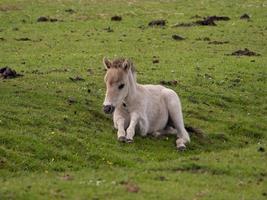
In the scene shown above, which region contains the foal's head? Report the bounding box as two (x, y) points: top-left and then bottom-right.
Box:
(103, 58), (135, 114)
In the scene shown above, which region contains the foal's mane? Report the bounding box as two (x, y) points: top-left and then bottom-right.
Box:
(110, 58), (136, 74)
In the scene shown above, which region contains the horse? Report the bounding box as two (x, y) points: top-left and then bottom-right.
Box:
(102, 58), (190, 151)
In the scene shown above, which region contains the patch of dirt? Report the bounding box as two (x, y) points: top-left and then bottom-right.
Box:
(0, 67), (23, 79)
(120, 181), (139, 193)
(196, 15), (230, 26)
(230, 48), (260, 56)
(0, 4), (20, 11)
(37, 16), (59, 22)
(174, 15), (230, 27)
(65, 8), (75, 14)
(152, 164), (227, 175)
(208, 41), (229, 45)
(148, 19), (166, 27)
(240, 13), (250, 20)
(15, 37), (31, 41)
(206, 16), (230, 21)
(160, 80), (178, 86)
(172, 34), (185, 40)
(111, 15), (122, 21)
(185, 125), (205, 138)
(195, 17), (217, 26)
(69, 76), (85, 82)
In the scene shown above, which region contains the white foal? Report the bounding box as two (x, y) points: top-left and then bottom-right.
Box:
(102, 58), (190, 151)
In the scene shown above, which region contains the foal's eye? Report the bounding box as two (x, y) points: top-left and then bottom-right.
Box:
(118, 84), (125, 90)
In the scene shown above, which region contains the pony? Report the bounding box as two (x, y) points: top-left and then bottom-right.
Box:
(102, 58), (190, 150)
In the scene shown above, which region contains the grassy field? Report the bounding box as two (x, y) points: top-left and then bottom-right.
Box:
(0, 0), (267, 199)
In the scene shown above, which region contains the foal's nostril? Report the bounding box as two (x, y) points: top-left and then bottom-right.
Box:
(103, 105), (115, 114)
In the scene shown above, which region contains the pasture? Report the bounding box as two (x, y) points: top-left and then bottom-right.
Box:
(0, 0), (266, 199)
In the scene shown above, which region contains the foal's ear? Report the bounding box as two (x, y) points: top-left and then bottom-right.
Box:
(122, 60), (131, 71)
(103, 57), (112, 69)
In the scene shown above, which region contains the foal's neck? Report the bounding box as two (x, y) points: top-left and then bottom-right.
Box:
(125, 72), (138, 104)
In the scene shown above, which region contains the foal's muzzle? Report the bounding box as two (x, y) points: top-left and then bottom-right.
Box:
(103, 105), (115, 114)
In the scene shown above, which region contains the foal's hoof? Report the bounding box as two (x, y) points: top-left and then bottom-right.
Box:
(118, 136), (126, 142)
(177, 145), (186, 151)
(126, 138), (133, 143)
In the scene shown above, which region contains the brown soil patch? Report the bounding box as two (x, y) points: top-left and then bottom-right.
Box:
(208, 41), (229, 45)
(174, 15), (230, 27)
(111, 15), (122, 21)
(230, 48), (260, 56)
(15, 37), (31, 41)
(37, 16), (59, 22)
(0, 67), (23, 79)
(148, 19), (166, 27)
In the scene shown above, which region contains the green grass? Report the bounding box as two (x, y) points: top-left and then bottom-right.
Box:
(0, 0), (267, 199)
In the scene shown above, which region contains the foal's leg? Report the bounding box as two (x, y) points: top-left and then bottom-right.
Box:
(126, 112), (139, 143)
(114, 109), (129, 142)
(164, 90), (190, 150)
(116, 118), (127, 142)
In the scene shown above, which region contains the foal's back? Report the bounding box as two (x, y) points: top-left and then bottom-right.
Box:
(137, 84), (171, 132)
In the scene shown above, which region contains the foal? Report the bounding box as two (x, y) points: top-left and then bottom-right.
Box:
(103, 58), (190, 150)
